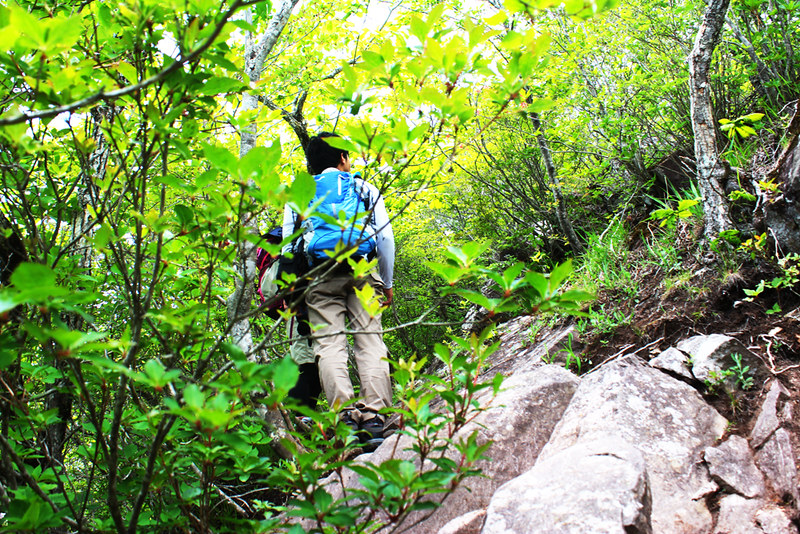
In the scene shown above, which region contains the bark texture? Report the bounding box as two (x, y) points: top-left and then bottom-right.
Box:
(757, 103), (800, 254)
(688, 0), (733, 241)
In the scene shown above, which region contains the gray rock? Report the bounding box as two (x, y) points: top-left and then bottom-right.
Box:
(704, 435), (765, 498)
(780, 398), (793, 421)
(482, 437), (651, 534)
(437, 510), (486, 534)
(755, 428), (800, 504)
(714, 495), (764, 534)
(539, 356), (728, 533)
(755, 506), (799, 534)
(676, 334), (761, 386)
(482, 321), (576, 377)
(751, 380), (791, 449)
(650, 346), (694, 381)
(715, 496), (799, 534)
(319, 365), (580, 533)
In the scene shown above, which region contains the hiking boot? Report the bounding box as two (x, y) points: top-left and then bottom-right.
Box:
(339, 411), (360, 444)
(359, 415), (385, 452)
(340, 411), (359, 430)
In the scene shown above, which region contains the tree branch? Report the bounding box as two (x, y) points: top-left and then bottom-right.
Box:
(0, 0), (249, 126)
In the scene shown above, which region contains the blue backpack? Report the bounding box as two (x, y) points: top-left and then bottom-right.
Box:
(305, 171), (376, 264)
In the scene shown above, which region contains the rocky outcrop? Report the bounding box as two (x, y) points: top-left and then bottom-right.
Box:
(536, 355), (728, 533)
(650, 333), (763, 389)
(756, 428), (799, 504)
(704, 435), (765, 499)
(751, 380), (791, 448)
(287, 321), (799, 534)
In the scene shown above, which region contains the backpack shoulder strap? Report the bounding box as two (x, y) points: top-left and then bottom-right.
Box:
(292, 210), (302, 233)
(353, 175), (371, 211)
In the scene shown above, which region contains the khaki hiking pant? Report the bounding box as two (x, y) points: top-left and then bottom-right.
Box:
(306, 271), (391, 420)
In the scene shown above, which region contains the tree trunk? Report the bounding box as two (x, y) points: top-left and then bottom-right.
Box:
(43, 106), (113, 469)
(529, 112), (584, 256)
(226, 0), (304, 461)
(757, 102), (800, 254)
(688, 0), (733, 242)
(227, 0), (300, 356)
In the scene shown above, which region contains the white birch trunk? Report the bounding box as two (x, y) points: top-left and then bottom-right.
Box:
(227, 0), (300, 356)
(688, 0), (733, 241)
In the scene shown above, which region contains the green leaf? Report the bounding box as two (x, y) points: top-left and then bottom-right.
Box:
(94, 223), (114, 248)
(409, 16), (427, 40)
(737, 125), (757, 137)
(558, 289), (594, 302)
(273, 355), (299, 392)
(174, 204), (194, 227)
(527, 98), (554, 113)
(199, 76), (247, 95)
(287, 171), (316, 214)
(524, 271), (548, 298)
(181, 485), (203, 501)
(0, 293), (20, 314)
(741, 112), (764, 122)
(239, 145), (268, 180)
(0, 348), (16, 369)
(11, 263), (56, 289)
(203, 144), (238, 174)
(183, 384), (204, 409)
(222, 341), (246, 362)
(548, 260), (573, 291)
(143, 359), (167, 384)
(324, 136), (359, 153)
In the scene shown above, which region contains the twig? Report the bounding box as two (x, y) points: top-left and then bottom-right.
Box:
(0, 433), (78, 528)
(760, 337), (800, 375)
(191, 464), (251, 516)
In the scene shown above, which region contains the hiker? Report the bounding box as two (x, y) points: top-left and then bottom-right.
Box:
(281, 132), (395, 449)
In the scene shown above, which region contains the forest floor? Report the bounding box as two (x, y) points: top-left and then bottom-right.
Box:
(561, 221), (800, 465)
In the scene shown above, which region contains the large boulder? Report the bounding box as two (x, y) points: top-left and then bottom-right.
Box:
(649, 346), (695, 382)
(482, 436), (651, 534)
(437, 510), (486, 534)
(539, 356), (728, 533)
(479, 319), (577, 377)
(714, 495), (799, 534)
(319, 364), (581, 533)
(751, 379), (791, 449)
(715, 495), (767, 534)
